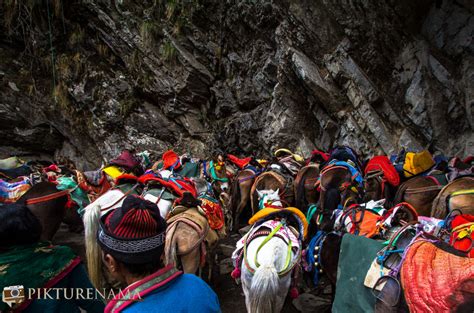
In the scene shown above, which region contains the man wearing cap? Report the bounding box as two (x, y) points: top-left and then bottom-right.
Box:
(97, 195), (221, 313)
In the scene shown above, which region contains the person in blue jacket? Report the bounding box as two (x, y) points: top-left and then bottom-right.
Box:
(97, 195), (221, 313)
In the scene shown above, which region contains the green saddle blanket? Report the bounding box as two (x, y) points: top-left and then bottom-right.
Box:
(0, 242), (80, 311)
(332, 234), (384, 313)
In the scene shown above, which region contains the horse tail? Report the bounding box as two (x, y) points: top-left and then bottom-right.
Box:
(249, 244), (281, 313)
(83, 201), (103, 289)
(324, 187), (341, 212)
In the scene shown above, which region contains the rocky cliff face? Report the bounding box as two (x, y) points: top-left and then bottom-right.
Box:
(0, 0), (472, 169)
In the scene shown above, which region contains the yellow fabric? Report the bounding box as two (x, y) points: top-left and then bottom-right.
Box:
(403, 150), (435, 177)
(256, 159), (268, 166)
(248, 207), (308, 239)
(103, 165), (124, 179)
(274, 148), (304, 163)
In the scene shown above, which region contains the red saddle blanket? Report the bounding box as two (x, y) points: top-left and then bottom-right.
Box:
(401, 240), (474, 312)
(198, 196), (224, 230)
(365, 155), (400, 186)
(138, 174), (197, 198)
(450, 214), (474, 257)
(227, 154), (252, 169)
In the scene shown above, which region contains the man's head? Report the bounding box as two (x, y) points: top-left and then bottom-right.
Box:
(0, 203), (42, 247)
(97, 195), (167, 284)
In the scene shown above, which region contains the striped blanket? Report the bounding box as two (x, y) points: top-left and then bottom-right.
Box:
(0, 177), (31, 203)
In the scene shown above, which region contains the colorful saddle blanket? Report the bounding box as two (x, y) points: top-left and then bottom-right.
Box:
(138, 174), (197, 198)
(198, 195), (224, 230)
(0, 177), (31, 203)
(56, 176), (90, 216)
(450, 214), (474, 257)
(226, 154), (252, 169)
(365, 156), (400, 187)
(76, 170), (111, 203)
(401, 240), (474, 312)
(321, 160), (364, 187)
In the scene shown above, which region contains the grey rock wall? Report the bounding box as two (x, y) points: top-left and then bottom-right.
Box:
(0, 0), (472, 169)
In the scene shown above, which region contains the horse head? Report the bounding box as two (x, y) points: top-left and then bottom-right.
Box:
(257, 188), (283, 210)
(364, 170), (384, 202)
(209, 154), (229, 193)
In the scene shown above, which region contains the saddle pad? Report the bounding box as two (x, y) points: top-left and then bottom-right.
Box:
(198, 197), (224, 230)
(332, 234), (384, 313)
(450, 214), (474, 257)
(401, 240), (474, 312)
(227, 154), (252, 169)
(403, 150), (435, 178)
(167, 208), (219, 247)
(0, 156), (24, 170)
(365, 156), (400, 187)
(0, 177), (31, 203)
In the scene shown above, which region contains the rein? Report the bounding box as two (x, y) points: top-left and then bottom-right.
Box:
(25, 189), (71, 205)
(100, 184), (139, 212)
(242, 221), (297, 277)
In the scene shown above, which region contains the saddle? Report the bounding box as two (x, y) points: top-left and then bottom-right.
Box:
(365, 156), (400, 187)
(0, 164), (32, 180)
(402, 150), (435, 178)
(329, 146), (362, 172)
(75, 170), (111, 203)
(0, 156), (24, 170)
(449, 214), (474, 257)
(401, 240), (474, 312)
(250, 171), (290, 214)
(249, 207), (308, 240)
(0, 177), (31, 203)
(109, 149), (142, 174)
(167, 207), (220, 258)
(197, 195), (225, 231)
(226, 154), (252, 169)
(431, 177), (474, 218)
(371, 223), (417, 313)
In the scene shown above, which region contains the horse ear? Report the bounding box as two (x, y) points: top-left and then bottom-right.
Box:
(274, 188), (279, 195)
(257, 189), (263, 198)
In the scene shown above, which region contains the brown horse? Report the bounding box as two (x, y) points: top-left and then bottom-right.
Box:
(312, 166), (361, 234)
(363, 170), (397, 205)
(430, 176), (474, 218)
(250, 170), (294, 214)
(294, 164), (320, 213)
(201, 155), (229, 195)
(165, 207), (224, 281)
(393, 176), (444, 216)
(17, 182), (75, 241)
(229, 168), (259, 231)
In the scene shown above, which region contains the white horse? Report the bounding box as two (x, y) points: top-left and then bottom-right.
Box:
(83, 174), (173, 288)
(235, 189), (301, 313)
